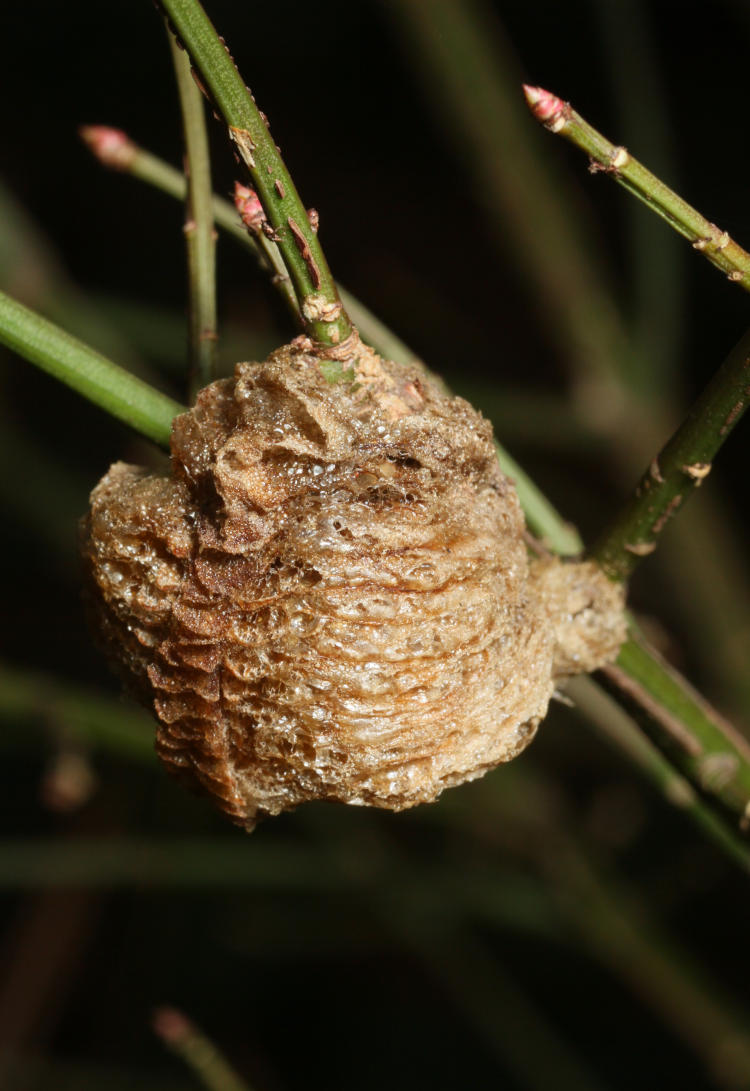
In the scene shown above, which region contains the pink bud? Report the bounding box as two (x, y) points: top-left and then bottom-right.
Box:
(522, 85), (566, 127)
(234, 182), (266, 230)
(79, 125), (136, 170)
(152, 1006), (193, 1045)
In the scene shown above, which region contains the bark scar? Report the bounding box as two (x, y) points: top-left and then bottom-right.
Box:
(652, 494), (683, 535)
(229, 126), (256, 169)
(287, 216), (322, 289)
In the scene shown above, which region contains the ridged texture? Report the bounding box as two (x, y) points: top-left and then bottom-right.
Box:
(81, 338), (626, 829)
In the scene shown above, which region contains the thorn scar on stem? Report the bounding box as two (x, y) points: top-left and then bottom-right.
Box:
(698, 752), (739, 791)
(624, 541), (657, 556)
(652, 494), (683, 535)
(302, 293), (343, 324)
(721, 400), (744, 435)
(682, 462), (711, 485)
(649, 458), (664, 483)
(287, 216), (322, 289)
(229, 126), (256, 170)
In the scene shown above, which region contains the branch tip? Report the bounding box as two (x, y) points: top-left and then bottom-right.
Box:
(522, 84), (567, 130)
(79, 125), (136, 170)
(152, 1006), (193, 1045)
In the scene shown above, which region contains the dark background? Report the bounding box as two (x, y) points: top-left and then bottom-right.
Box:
(1, 2), (749, 1089)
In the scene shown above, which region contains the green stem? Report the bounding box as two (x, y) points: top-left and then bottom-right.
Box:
(525, 85), (750, 290)
(0, 291), (182, 447)
(500, 73), (749, 704)
(567, 675), (750, 871)
(590, 325), (750, 580)
(80, 126), (301, 323)
(603, 633), (750, 834)
(81, 127), (432, 365)
(158, 0), (353, 349)
(169, 34), (218, 399)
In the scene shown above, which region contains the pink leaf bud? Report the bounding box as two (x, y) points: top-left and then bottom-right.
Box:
(79, 126), (136, 170)
(234, 182), (266, 230)
(522, 85), (568, 130)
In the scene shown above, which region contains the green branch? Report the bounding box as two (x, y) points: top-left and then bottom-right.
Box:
(169, 34), (218, 398)
(602, 635), (750, 835)
(81, 127), (428, 366)
(80, 126), (300, 323)
(519, 89), (749, 579)
(590, 325), (750, 580)
(0, 291), (182, 447)
(568, 676), (750, 871)
(524, 85), (750, 290)
(158, 0), (353, 349)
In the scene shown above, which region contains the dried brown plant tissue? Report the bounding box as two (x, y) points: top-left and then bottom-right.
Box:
(81, 337), (626, 829)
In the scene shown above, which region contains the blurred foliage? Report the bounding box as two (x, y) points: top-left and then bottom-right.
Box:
(1, 1), (749, 1089)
